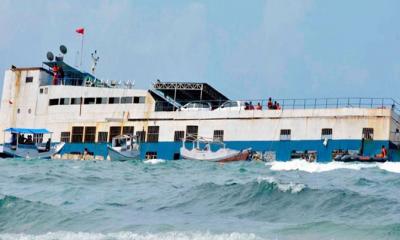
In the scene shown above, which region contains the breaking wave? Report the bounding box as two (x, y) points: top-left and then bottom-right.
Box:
(267, 159), (400, 173)
(256, 176), (305, 193)
(143, 159), (166, 165)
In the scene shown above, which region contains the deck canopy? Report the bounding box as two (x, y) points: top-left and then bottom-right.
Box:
(4, 128), (52, 134)
(151, 81), (229, 110)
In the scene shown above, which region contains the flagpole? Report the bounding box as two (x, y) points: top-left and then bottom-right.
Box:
(80, 34), (84, 69)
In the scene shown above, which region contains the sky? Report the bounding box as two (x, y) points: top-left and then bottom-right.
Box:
(0, 0), (400, 100)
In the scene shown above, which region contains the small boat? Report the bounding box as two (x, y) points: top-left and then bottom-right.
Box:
(107, 135), (140, 161)
(180, 136), (251, 162)
(334, 153), (387, 163)
(333, 138), (388, 163)
(2, 128), (65, 159)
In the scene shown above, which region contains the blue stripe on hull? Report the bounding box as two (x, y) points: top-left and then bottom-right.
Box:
(59, 140), (392, 162)
(140, 140), (390, 162)
(59, 143), (109, 158)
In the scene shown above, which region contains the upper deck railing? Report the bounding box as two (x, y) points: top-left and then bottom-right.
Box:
(154, 97), (400, 114)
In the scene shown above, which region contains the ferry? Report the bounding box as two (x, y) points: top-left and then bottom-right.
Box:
(1, 48), (400, 161)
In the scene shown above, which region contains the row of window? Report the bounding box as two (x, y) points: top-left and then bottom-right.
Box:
(49, 96), (146, 106)
(60, 126), (375, 143)
(60, 125), (224, 143)
(279, 128), (374, 140)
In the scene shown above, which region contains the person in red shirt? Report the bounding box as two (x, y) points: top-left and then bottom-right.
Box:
(255, 102), (262, 110)
(267, 97), (273, 109)
(249, 101), (254, 110)
(52, 64), (59, 85)
(381, 145), (387, 158)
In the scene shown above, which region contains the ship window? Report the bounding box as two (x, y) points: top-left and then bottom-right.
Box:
(133, 96), (145, 104)
(17, 108), (20, 114)
(174, 131), (185, 142)
(109, 127), (122, 142)
(145, 151), (157, 159)
(33, 134), (43, 143)
(84, 126), (96, 143)
(71, 127), (84, 143)
(84, 98), (96, 105)
(222, 101), (238, 108)
(96, 97), (107, 104)
(362, 128), (374, 140)
(280, 129), (291, 140)
(25, 76), (33, 83)
(60, 98), (70, 105)
(97, 132), (108, 143)
(321, 128), (333, 139)
(44, 88), (48, 94)
(60, 132), (70, 143)
(213, 130), (224, 141)
(39, 88), (44, 94)
(109, 97), (120, 104)
(122, 126), (135, 136)
(186, 125), (198, 140)
(71, 98), (82, 105)
(147, 126), (160, 143)
(121, 97), (133, 104)
(136, 130), (146, 142)
(173, 153), (180, 160)
(49, 99), (59, 106)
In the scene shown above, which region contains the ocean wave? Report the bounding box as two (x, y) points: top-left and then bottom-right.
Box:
(143, 159), (166, 165)
(377, 162), (400, 173)
(0, 231), (263, 240)
(160, 176), (398, 224)
(267, 159), (400, 174)
(256, 176), (305, 193)
(0, 194), (65, 232)
(267, 159), (377, 173)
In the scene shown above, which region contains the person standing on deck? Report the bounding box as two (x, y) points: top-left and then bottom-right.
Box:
(58, 66), (64, 85)
(52, 64), (59, 85)
(267, 98), (273, 109)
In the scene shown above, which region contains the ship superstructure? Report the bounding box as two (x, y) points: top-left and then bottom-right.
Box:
(1, 59), (400, 161)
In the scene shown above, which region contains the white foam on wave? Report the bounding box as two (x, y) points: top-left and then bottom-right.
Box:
(267, 159), (400, 174)
(267, 159), (376, 173)
(377, 162), (400, 173)
(257, 176), (305, 193)
(143, 159), (166, 165)
(0, 231), (263, 240)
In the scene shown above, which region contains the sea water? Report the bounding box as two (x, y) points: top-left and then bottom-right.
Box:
(0, 158), (400, 240)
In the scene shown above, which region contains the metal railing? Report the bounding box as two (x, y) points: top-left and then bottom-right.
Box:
(154, 97), (400, 113)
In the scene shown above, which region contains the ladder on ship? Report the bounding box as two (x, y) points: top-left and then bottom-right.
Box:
(149, 89), (182, 109)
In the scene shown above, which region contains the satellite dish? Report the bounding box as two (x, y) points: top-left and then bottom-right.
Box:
(60, 45), (67, 54)
(46, 51), (54, 61)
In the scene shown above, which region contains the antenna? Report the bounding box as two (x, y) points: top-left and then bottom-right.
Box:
(75, 51), (79, 67)
(91, 50), (100, 75)
(46, 52), (54, 61)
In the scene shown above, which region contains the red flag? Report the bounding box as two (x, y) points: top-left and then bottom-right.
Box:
(76, 27), (84, 35)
